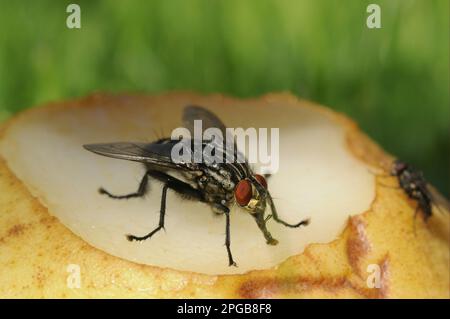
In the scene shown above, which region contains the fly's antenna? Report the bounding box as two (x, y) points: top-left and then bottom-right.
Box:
(412, 205), (419, 236)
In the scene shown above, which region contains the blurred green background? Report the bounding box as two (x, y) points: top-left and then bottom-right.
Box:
(0, 0), (448, 194)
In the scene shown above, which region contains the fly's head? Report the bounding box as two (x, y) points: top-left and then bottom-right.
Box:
(234, 174), (269, 215)
(391, 159), (408, 176)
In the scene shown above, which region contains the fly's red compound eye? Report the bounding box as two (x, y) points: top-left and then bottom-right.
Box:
(254, 174), (267, 189)
(235, 180), (252, 206)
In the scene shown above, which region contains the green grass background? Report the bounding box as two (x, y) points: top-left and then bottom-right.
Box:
(0, 0), (448, 194)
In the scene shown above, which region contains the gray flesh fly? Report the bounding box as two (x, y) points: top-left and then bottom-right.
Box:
(83, 105), (309, 266)
(390, 160), (449, 221)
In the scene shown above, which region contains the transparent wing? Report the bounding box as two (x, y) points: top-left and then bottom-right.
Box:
(182, 105), (250, 171)
(427, 184), (450, 214)
(83, 141), (186, 170)
(183, 105), (227, 137)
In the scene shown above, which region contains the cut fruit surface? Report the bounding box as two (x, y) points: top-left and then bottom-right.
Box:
(1, 93), (374, 275)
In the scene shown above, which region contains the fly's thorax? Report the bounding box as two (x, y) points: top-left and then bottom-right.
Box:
(181, 170), (203, 184)
(202, 166), (236, 192)
(399, 170), (419, 191)
(398, 172), (412, 188)
(190, 166), (235, 206)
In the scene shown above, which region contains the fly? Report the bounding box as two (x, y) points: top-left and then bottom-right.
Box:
(387, 159), (448, 220)
(83, 105), (309, 266)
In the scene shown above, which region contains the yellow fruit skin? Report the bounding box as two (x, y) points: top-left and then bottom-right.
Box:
(0, 93), (448, 298)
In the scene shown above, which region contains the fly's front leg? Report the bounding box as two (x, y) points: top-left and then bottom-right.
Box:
(267, 193), (309, 228)
(252, 211), (278, 245)
(127, 183), (168, 241)
(99, 171), (149, 199)
(225, 207), (237, 267)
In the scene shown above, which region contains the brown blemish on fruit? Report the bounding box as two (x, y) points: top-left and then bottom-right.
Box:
(7, 224), (27, 237)
(377, 255), (390, 298)
(238, 276), (353, 298)
(346, 216), (371, 277)
(39, 216), (58, 225)
(238, 255), (390, 299)
(32, 266), (47, 289)
(350, 254), (390, 299)
(0, 223), (30, 243)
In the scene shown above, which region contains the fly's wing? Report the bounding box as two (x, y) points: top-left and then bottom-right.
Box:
(83, 141), (190, 171)
(183, 105), (248, 166)
(426, 184), (450, 214)
(183, 105), (227, 137)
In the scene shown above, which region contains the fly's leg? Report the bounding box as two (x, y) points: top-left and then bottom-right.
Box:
(99, 172), (149, 199)
(147, 170), (204, 201)
(225, 208), (237, 267)
(417, 195), (432, 221)
(116, 169), (238, 266)
(252, 211), (278, 245)
(267, 193), (309, 228)
(126, 170), (204, 241)
(212, 203), (237, 267)
(127, 183), (168, 241)
(412, 203), (420, 235)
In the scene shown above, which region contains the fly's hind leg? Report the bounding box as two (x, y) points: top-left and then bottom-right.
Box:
(99, 171), (150, 199)
(147, 170), (204, 201)
(126, 170), (204, 241)
(212, 203), (237, 267)
(127, 183), (168, 241)
(225, 207), (237, 267)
